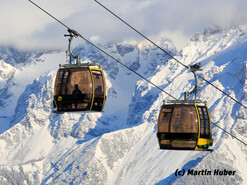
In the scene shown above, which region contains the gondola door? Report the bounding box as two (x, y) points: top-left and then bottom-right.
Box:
(195, 105), (213, 149)
(90, 69), (105, 111)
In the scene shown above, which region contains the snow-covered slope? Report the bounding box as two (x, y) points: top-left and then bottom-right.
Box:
(0, 25), (247, 185)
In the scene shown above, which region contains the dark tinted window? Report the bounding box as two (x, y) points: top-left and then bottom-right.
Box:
(197, 106), (210, 138)
(56, 68), (93, 95)
(92, 70), (104, 97)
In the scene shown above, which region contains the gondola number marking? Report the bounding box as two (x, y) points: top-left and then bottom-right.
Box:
(57, 96), (62, 101)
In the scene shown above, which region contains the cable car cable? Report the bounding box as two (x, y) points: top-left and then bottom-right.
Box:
(94, 0), (188, 70)
(198, 76), (247, 110)
(28, 0), (70, 30)
(28, 0), (247, 147)
(27, 0), (178, 101)
(211, 122), (246, 146)
(94, 1), (247, 146)
(94, 0), (247, 110)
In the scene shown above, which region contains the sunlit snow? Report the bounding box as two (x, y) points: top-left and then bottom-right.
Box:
(0, 24), (247, 184)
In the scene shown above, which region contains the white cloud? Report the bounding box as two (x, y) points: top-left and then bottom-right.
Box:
(0, 0), (247, 50)
(0, 0), (90, 49)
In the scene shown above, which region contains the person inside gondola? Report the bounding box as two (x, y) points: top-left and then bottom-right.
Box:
(93, 85), (103, 110)
(72, 84), (82, 108)
(95, 85), (102, 96)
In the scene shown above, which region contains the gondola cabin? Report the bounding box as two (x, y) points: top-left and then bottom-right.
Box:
(53, 63), (106, 113)
(157, 100), (213, 151)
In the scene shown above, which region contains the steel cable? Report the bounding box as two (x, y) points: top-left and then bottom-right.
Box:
(28, 0), (178, 101)
(94, 0), (247, 146)
(27, 0), (247, 146)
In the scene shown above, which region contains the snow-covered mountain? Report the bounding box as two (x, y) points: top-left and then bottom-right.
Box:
(0, 24), (247, 185)
(0, 46), (46, 66)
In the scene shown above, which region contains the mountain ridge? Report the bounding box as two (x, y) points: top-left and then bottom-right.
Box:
(0, 24), (247, 184)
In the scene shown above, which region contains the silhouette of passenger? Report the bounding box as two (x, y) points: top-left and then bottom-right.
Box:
(95, 85), (102, 96)
(72, 84), (82, 108)
(73, 84), (82, 97)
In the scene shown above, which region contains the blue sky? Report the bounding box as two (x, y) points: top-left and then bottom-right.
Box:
(1, 0), (247, 50)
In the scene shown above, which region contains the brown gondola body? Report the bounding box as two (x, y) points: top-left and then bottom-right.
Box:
(53, 63), (106, 113)
(157, 100), (213, 151)
(157, 63), (213, 151)
(52, 29), (106, 113)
